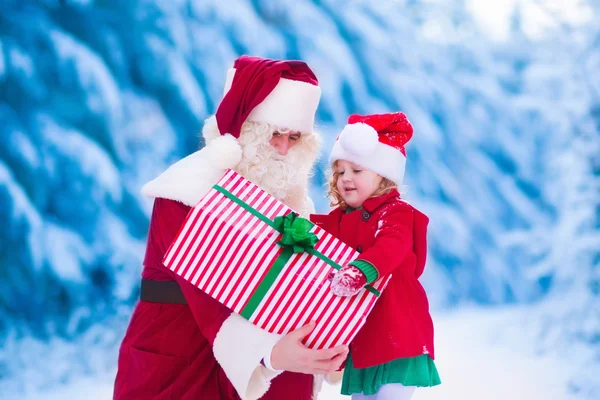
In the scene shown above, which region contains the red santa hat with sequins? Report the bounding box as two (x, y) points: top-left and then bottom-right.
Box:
(329, 112), (414, 186)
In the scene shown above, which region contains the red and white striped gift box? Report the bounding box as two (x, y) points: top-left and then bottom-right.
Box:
(163, 169), (391, 349)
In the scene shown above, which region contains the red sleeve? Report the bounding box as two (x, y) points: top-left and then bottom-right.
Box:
(355, 204), (415, 278)
(144, 197), (232, 345)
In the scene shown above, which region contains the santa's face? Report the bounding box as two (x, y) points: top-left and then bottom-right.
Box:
(230, 121), (318, 215)
(335, 160), (382, 209)
(201, 116), (320, 215)
(269, 131), (301, 156)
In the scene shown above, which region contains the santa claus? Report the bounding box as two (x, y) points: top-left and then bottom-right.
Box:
(113, 56), (348, 400)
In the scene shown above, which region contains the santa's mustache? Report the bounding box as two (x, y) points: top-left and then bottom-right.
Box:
(235, 143), (309, 211)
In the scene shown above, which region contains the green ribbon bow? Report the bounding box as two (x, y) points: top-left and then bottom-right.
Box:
(273, 212), (319, 253)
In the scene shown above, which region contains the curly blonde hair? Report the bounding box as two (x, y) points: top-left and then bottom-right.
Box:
(327, 160), (398, 210)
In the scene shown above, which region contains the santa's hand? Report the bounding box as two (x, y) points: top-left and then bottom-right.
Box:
(330, 265), (367, 297)
(270, 322), (348, 374)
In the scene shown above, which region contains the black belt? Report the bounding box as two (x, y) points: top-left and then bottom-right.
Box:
(140, 279), (188, 304)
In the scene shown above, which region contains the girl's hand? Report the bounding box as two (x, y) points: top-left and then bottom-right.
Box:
(330, 265), (367, 296)
(270, 321), (349, 374)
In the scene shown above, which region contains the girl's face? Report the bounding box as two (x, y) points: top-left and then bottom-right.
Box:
(335, 160), (383, 209)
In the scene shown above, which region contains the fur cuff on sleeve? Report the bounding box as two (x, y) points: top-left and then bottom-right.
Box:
(213, 314), (283, 400)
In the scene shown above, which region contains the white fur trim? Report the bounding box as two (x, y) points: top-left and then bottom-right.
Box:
(313, 374), (325, 398)
(213, 313), (283, 400)
(262, 345), (280, 372)
(339, 123), (379, 156)
(223, 67), (321, 133)
(141, 147), (227, 207)
(205, 134), (242, 170)
(330, 129), (406, 186)
(202, 115), (222, 143)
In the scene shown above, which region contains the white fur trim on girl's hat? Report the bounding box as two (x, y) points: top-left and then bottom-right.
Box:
(330, 123), (407, 186)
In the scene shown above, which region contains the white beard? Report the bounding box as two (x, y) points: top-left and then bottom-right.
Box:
(142, 117), (320, 216)
(235, 124), (314, 214)
(235, 142), (311, 213)
(204, 117), (319, 215)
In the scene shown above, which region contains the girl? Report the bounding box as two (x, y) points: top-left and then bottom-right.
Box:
(311, 112), (441, 400)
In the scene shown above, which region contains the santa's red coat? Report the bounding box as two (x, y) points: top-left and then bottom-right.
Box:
(113, 197), (315, 400)
(310, 189), (435, 368)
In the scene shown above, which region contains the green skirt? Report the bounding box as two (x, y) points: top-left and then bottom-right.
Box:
(341, 352), (441, 396)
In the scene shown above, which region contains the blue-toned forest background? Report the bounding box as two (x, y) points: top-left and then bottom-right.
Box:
(0, 0), (598, 398)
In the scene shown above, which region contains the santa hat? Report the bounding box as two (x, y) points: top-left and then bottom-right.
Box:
(329, 112), (414, 186)
(203, 56), (321, 170)
(216, 55), (321, 137)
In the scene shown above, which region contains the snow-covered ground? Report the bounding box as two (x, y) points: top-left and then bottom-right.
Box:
(324, 306), (582, 400)
(21, 306), (586, 400)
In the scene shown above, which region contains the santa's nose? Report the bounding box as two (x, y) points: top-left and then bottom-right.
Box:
(271, 136), (291, 156)
(275, 142), (289, 155)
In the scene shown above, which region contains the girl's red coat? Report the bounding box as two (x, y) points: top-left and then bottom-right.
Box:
(310, 190), (435, 368)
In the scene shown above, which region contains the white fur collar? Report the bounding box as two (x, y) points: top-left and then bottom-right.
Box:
(141, 134), (243, 206)
(141, 134), (317, 217)
(142, 151), (316, 219)
(141, 148), (225, 207)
